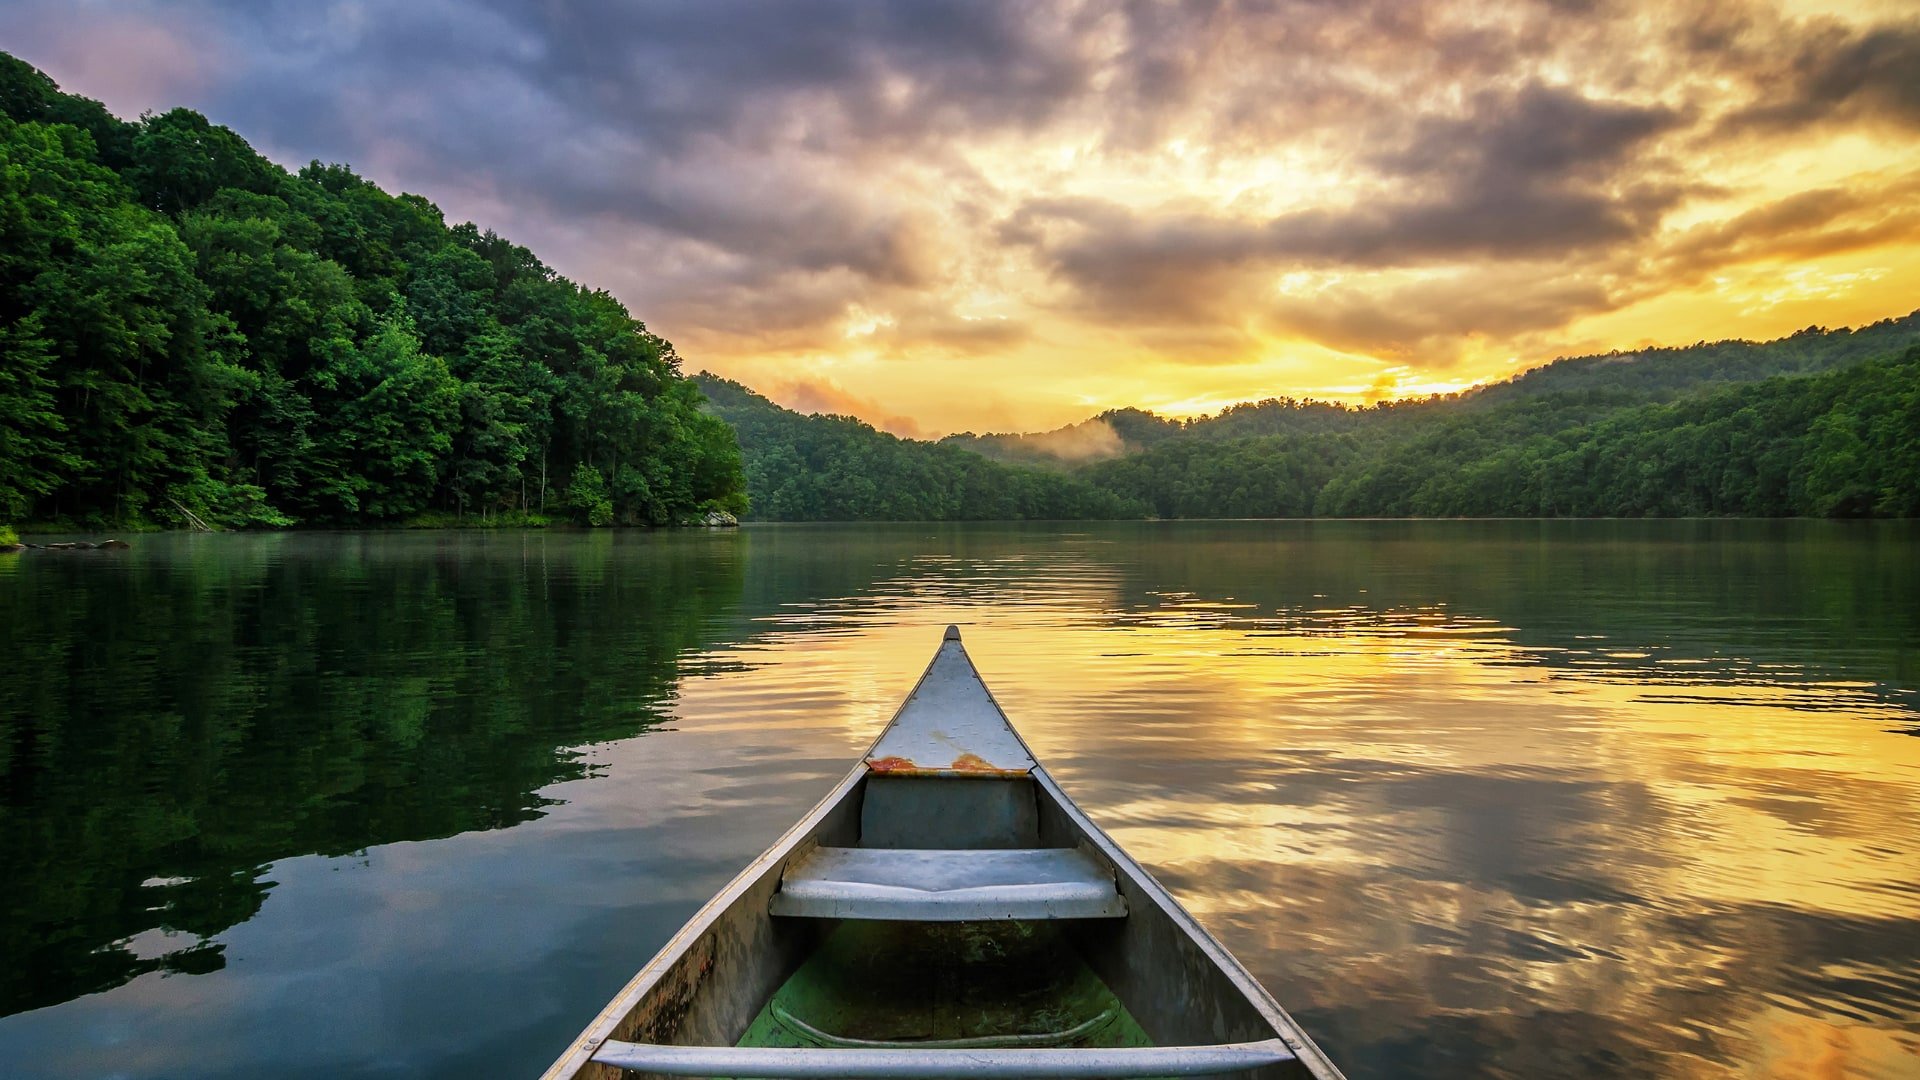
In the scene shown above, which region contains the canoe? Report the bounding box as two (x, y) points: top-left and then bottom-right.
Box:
(543, 626), (1345, 1080)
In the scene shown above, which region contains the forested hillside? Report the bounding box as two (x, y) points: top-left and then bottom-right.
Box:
(947, 315), (1920, 469)
(695, 377), (1144, 521)
(0, 53), (744, 529)
(1467, 315), (1920, 408)
(1091, 346), (1920, 518)
(744, 321), (1920, 521)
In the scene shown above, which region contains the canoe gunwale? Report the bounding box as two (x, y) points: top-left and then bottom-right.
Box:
(930, 630), (1342, 1078)
(541, 635), (966, 1079)
(535, 766), (866, 1080)
(1029, 767), (1345, 1079)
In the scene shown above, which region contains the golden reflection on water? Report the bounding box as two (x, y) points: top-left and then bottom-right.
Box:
(671, 575), (1920, 1079)
(5, 524), (1912, 1079)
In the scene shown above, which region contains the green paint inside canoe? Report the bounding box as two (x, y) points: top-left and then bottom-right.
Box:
(737, 921), (1155, 1051)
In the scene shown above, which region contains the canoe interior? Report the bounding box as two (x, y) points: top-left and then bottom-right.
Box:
(734, 920), (1156, 1050)
(554, 770), (1317, 1080)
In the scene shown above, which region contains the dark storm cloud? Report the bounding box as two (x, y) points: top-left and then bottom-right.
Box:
(181, 1), (1046, 286)
(1263, 270), (1616, 359)
(1014, 82), (1688, 329)
(480, 1), (1103, 150)
(1727, 19), (1920, 133)
(1374, 81), (1683, 185)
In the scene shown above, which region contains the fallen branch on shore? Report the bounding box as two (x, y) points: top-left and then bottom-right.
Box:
(169, 499), (216, 532)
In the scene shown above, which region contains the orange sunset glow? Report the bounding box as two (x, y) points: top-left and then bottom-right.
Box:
(5, 0), (1919, 436)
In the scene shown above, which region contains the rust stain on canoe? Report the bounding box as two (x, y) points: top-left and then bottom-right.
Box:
(866, 752), (1028, 777)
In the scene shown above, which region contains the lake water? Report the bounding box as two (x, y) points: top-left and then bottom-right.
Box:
(2, 522), (1917, 1079)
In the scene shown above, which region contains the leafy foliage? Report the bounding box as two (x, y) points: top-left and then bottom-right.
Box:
(0, 53), (743, 528)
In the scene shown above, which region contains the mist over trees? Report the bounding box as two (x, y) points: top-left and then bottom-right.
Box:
(0, 53), (744, 529)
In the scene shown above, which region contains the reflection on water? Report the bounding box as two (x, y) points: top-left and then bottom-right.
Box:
(1, 522), (1916, 1078)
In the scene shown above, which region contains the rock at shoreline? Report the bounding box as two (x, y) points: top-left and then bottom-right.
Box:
(0, 543), (23, 554)
(700, 510), (740, 527)
(99, 539), (131, 550)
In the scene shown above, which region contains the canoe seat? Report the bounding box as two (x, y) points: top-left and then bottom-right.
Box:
(769, 847), (1127, 921)
(591, 1038), (1297, 1077)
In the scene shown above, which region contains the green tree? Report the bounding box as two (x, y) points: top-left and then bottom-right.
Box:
(565, 464), (613, 526)
(0, 316), (75, 517)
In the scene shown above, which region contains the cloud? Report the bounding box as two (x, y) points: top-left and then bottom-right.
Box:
(1658, 172), (1920, 281)
(2, 0), (1919, 433)
(1006, 81), (1689, 344)
(1724, 19), (1920, 133)
(1264, 266), (1616, 362)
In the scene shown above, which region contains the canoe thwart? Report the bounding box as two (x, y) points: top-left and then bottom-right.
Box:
(590, 1037), (1298, 1077)
(770, 847), (1127, 921)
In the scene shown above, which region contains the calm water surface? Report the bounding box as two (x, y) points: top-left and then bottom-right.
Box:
(2, 522), (1917, 1078)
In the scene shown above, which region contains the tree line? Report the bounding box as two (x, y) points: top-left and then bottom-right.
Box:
(0, 53), (745, 529)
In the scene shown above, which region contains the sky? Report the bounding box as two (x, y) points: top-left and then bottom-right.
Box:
(5, 0), (1920, 436)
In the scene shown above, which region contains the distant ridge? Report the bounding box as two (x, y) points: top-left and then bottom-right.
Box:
(940, 312), (1920, 468)
(712, 313), (1920, 520)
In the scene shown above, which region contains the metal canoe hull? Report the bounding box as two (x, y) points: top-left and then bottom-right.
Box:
(541, 628), (1344, 1080)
